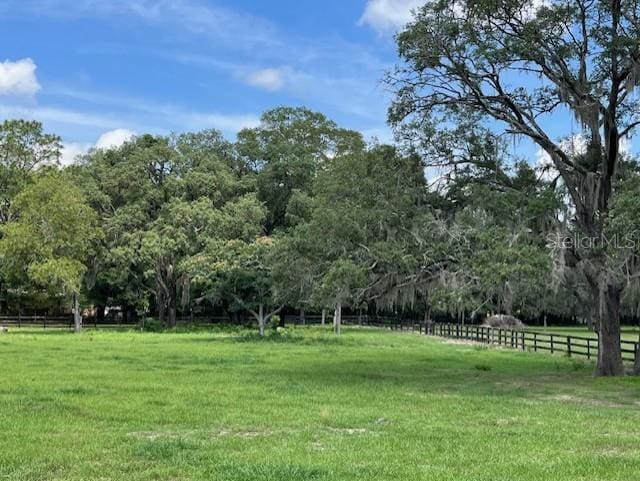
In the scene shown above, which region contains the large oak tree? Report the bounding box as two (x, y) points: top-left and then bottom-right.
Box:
(389, 0), (640, 375)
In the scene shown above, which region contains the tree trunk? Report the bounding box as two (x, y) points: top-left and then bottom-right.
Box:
(334, 302), (342, 335)
(167, 304), (177, 328)
(96, 305), (105, 325)
(634, 338), (640, 376)
(597, 283), (624, 376)
(73, 293), (82, 333)
(163, 274), (178, 328)
(258, 303), (266, 337)
(321, 309), (326, 326)
(122, 304), (130, 324)
(300, 308), (306, 325)
(157, 289), (166, 325)
(166, 286), (177, 328)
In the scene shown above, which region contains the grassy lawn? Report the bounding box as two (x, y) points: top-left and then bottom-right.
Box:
(1, 327), (640, 481)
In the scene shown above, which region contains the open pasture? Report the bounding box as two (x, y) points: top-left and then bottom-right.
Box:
(1, 327), (639, 480)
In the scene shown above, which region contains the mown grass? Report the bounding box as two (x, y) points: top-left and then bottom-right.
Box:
(1, 326), (639, 480)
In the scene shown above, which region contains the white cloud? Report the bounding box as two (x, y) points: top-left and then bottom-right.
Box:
(536, 134), (587, 181)
(0, 58), (40, 96)
(60, 142), (92, 166)
(245, 68), (284, 92)
(362, 126), (394, 144)
(360, 0), (550, 33)
(3, 1), (390, 125)
(620, 136), (632, 155)
(3, 0), (280, 53)
(534, 134), (634, 180)
(172, 111), (260, 133)
(60, 129), (135, 166)
(359, 0), (423, 33)
(0, 96), (259, 138)
(95, 128), (136, 149)
(0, 104), (125, 130)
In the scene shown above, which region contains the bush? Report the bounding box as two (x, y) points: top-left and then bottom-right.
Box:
(269, 315), (281, 331)
(138, 318), (165, 332)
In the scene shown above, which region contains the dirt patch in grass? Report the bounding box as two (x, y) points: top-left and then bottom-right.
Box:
(128, 427), (291, 441)
(544, 394), (628, 408)
(440, 338), (479, 346)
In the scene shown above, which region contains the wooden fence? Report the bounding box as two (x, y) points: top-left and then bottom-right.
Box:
(421, 322), (640, 364)
(2, 313), (638, 365)
(0, 314), (75, 329)
(0, 314), (242, 329)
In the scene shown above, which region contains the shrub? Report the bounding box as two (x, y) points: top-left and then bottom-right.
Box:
(138, 318), (165, 332)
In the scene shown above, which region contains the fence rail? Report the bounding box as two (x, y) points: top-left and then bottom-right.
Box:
(420, 322), (640, 364)
(0, 314), (76, 329)
(2, 313), (638, 365)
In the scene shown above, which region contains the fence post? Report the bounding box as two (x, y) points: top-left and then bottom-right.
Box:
(521, 331), (525, 351)
(533, 332), (537, 352)
(586, 338), (591, 359)
(550, 334), (554, 354)
(567, 337), (572, 357)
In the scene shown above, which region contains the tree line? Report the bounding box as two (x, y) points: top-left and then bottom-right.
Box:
(0, 109), (637, 335)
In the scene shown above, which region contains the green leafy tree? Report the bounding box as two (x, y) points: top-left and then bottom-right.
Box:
(81, 130), (253, 324)
(237, 107), (364, 233)
(187, 236), (280, 336)
(283, 144), (443, 332)
(0, 173), (98, 331)
(0, 120), (61, 224)
(0, 120), (61, 313)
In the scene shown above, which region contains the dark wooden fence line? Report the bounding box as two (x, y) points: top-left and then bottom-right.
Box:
(3, 313), (637, 365)
(0, 314), (74, 329)
(421, 322), (640, 364)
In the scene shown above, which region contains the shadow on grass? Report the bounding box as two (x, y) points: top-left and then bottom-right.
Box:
(243, 337), (640, 406)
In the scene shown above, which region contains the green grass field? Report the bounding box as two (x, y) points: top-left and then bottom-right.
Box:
(1, 327), (640, 481)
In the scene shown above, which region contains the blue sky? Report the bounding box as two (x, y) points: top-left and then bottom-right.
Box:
(1, 0), (635, 169)
(0, 0), (427, 164)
